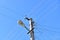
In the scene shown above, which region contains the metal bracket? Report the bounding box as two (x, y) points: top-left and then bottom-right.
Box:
(27, 28), (34, 34)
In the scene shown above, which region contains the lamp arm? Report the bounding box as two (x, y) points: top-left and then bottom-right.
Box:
(24, 26), (29, 31)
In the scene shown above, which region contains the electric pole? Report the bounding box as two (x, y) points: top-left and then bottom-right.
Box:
(17, 17), (34, 40)
(29, 18), (34, 40)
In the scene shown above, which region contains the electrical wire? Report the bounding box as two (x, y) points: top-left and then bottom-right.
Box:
(34, 24), (60, 36)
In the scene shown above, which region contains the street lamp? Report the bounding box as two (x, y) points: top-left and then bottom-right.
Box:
(17, 20), (29, 31)
(17, 17), (34, 40)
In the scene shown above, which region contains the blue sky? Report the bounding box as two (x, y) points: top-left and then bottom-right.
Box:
(0, 0), (60, 40)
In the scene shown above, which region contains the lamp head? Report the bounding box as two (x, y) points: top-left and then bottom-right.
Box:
(17, 20), (25, 27)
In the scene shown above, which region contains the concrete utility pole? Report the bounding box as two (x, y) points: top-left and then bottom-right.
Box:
(26, 18), (34, 40)
(29, 18), (34, 40)
(18, 17), (34, 40)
